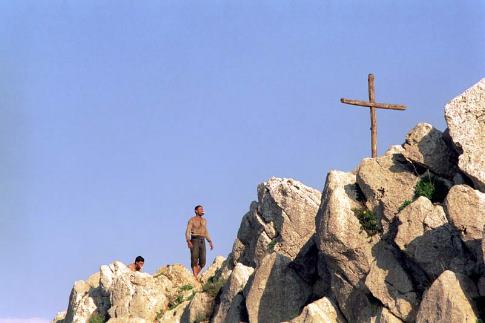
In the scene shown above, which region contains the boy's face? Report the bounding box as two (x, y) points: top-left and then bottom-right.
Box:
(135, 261), (144, 271)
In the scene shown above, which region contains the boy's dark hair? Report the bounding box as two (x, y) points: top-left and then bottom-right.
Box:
(194, 205), (203, 211)
(135, 256), (144, 263)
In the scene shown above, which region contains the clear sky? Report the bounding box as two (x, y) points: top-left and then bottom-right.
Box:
(0, 0), (484, 321)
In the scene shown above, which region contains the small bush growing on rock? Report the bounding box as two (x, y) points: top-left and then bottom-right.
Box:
(415, 177), (436, 200)
(180, 284), (194, 291)
(89, 313), (105, 323)
(168, 294), (185, 310)
(267, 239), (277, 252)
(352, 208), (380, 236)
(202, 275), (225, 298)
(398, 200), (412, 212)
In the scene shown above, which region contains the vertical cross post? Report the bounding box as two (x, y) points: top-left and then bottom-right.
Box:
(368, 74), (377, 158)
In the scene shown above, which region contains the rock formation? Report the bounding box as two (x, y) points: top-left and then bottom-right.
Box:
(54, 78), (485, 322)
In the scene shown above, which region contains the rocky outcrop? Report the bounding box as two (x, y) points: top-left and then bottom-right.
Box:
(211, 263), (253, 323)
(56, 78), (485, 323)
(315, 170), (379, 322)
(230, 177), (321, 268)
(289, 297), (345, 323)
(403, 123), (457, 178)
(245, 253), (312, 323)
(395, 197), (471, 279)
(445, 78), (485, 192)
(365, 243), (418, 321)
(445, 184), (485, 259)
(357, 148), (419, 232)
(416, 270), (479, 322)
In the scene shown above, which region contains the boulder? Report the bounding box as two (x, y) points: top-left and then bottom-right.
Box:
(364, 243), (418, 322)
(180, 292), (215, 323)
(158, 300), (190, 323)
(212, 262), (254, 323)
(357, 148), (419, 230)
(445, 78), (485, 192)
(289, 297), (345, 323)
(199, 256), (226, 285)
(395, 197), (470, 279)
(245, 253), (312, 323)
(64, 272), (110, 323)
(402, 123), (457, 178)
(52, 311), (66, 323)
(108, 270), (168, 321)
(416, 270), (478, 323)
(153, 264), (195, 290)
(373, 307), (404, 323)
(445, 185), (485, 259)
(315, 171), (379, 322)
(231, 178), (321, 268)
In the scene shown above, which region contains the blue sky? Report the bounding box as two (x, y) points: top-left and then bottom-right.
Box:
(0, 0), (484, 320)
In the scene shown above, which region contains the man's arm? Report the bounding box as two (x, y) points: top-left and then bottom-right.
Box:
(186, 219), (193, 249)
(204, 219), (214, 250)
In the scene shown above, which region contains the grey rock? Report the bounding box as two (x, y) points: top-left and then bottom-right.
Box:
(357, 149), (419, 231)
(211, 263), (254, 323)
(315, 171), (379, 322)
(395, 197), (471, 279)
(445, 184), (485, 259)
(289, 297), (345, 323)
(365, 243), (418, 322)
(445, 78), (485, 192)
(245, 253), (312, 323)
(403, 123), (457, 178)
(416, 270), (478, 323)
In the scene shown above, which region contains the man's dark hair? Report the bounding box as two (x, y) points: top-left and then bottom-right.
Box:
(135, 256), (144, 263)
(194, 205), (203, 211)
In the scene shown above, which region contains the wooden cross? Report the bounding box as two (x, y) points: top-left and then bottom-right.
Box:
(340, 74), (406, 158)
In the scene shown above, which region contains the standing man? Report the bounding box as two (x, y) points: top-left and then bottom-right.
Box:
(186, 205), (214, 279)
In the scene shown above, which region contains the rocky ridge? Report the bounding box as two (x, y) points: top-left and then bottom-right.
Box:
(54, 78), (485, 323)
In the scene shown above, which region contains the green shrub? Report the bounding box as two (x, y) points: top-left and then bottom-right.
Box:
(267, 239), (277, 252)
(89, 313), (105, 323)
(168, 294), (185, 310)
(202, 275), (225, 298)
(179, 284), (194, 291)
(352, 208), (380, 236)
(398, 200), (412, 212)
(414, 177), (436, 200)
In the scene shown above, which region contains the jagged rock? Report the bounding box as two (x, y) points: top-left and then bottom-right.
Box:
(364, 243), (418, 322)
(373, 307), (404, 323)
(158, 300), (190, 323)
(357, 148), (419, 231)
(64, 272), (110, 323)
(231, 178), (321, 268)
(181, 292), (215, 323)
(395, 197), (470, 279)
(212, 263), (254, 323)
(445, 78), (485, 192)
(245, 253), (312, 323)
(108, 270), (168, 321)
(289, 297), (345, 323)
(199, 256), (226, 285)
(316, 171), (379, 322)
(52, 311), (66, 323)
(445, 184), (485, 259)
(154, 264), (195, 289)
(403, 123), (457, 178)
(416, 270), (478, 323)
